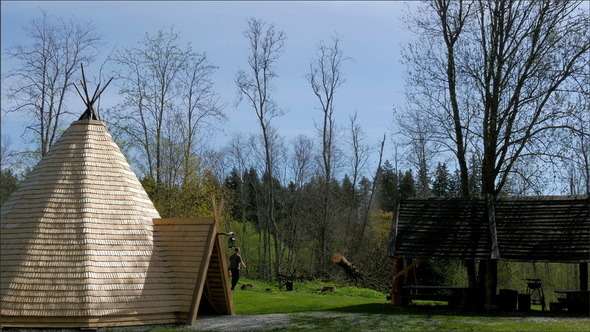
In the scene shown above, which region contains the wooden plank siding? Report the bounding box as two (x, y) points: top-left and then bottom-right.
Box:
(152, 218), (215, 325)
(388, 196), (589, 263)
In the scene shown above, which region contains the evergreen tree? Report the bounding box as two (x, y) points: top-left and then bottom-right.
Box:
(357, 176), (373, 212)
(378, 160), (398, 212)
(243, 168), (262, 226)
(449, 169), (462, 197)
(431, 162), (451, 197)
(399, 170), (417, 199)
(224, 168), (245, 222)
(341, 174), (356, 208)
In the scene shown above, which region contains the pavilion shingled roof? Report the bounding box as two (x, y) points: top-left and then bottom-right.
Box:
(388, 196), (590, 263)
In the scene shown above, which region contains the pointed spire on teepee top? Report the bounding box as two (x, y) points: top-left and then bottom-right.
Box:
(74, 63), (113, 121)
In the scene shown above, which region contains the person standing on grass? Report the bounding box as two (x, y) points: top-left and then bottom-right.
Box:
(229, 247), (247, 290)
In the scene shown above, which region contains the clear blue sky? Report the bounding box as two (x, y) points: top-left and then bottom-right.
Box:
(1, 1), (417, 171)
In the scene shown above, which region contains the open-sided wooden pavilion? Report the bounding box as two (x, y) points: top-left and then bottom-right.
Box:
(1, 117), (234, 327)
(388, 196), (590, 306)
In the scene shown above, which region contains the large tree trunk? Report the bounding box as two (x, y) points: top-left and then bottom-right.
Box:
(484, 260), (497, 308)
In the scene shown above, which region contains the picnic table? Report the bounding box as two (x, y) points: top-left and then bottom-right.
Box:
(401, 285), (472, 308)
(553, 290), (589, 313)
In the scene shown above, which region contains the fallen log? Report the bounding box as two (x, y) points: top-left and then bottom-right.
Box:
(331, 253), (362, 279)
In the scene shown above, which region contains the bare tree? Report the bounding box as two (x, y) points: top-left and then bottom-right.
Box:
(347, 112), (370, 202)
(110, 44), (153, 177)
(113, 27), (224, 184)
(111, 27), (225, 217)
(236, 18), (286, 279)
(345, 112), (370, 238)
(470, 1), (589, 197)
(402, 0), (473, 197)
(359, 135), (386, 244)
(562, 90), (590, 196)
(291, 135), (315, 190)
(0, 135), (19, 173)
(224, 133), (254, 189)
(307, 35), (349, 265)
(176, 53), (226, 183)
(396, 107), (441, 197)
(3, 10), (101, 157)
(403, 0), (590, 306)
(284, 135), (314, 271)
(149, 30), (189, 187)
(223, 133), (257, 235)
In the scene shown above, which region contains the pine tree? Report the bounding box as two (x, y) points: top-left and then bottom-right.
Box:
(399, 170), (417, 199)
(432, 162), (451, 197)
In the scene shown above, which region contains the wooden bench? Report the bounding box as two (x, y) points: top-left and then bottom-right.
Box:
(554, 290), (590, 313)
(402, 285), (471, 308)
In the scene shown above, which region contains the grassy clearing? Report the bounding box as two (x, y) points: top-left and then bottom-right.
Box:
(233, 279), (386, 315)
(103, 279), (589, 331)
(229, 279), (589, 331)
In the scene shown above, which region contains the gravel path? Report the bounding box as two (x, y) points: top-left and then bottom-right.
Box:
(190, 313), (351, 331)
(5, 312), (587, 332)
(190, 313), (292, 331)
(1, 314), (344, 332)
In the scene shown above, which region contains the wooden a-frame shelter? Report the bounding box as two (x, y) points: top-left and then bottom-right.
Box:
(388, 196), (590, 306)
(0, 72), (234, 327)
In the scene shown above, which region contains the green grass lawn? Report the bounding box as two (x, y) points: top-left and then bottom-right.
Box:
(229, 279), (590, 331)
(233, 279), (386, 315)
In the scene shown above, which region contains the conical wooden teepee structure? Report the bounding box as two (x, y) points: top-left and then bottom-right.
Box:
(0, 69), (234, 328)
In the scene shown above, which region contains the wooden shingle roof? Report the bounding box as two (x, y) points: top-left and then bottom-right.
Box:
(388, 196), (590, 263)
(495, 196), (589, 262)
(1, 120), (233, 328)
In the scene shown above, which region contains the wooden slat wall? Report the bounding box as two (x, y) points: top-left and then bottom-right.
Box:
(153, 217), (234, 323)
(389, 196), (590, 263)
(152, 218), (216, 323)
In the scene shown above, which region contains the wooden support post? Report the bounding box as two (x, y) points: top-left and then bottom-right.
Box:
(393, 259), (425, 279)
(466, 260), (477, 289)
(580, 263), (588, 291)
(187, 222), (217, 324)
(484, 260), (497, 308)
(391, 258), (403, 307)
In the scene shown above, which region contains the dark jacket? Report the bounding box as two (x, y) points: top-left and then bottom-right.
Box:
(230, 253), (242, 269)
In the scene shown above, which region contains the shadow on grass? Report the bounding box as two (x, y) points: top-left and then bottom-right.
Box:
(324, 302), (589, 319)
(324, 302), (394, 314)
(323, 303), (469, 317)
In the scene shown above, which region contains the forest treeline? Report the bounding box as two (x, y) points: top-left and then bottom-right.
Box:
(2, 1), (589, 295)
(219, 160), (469, 282)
